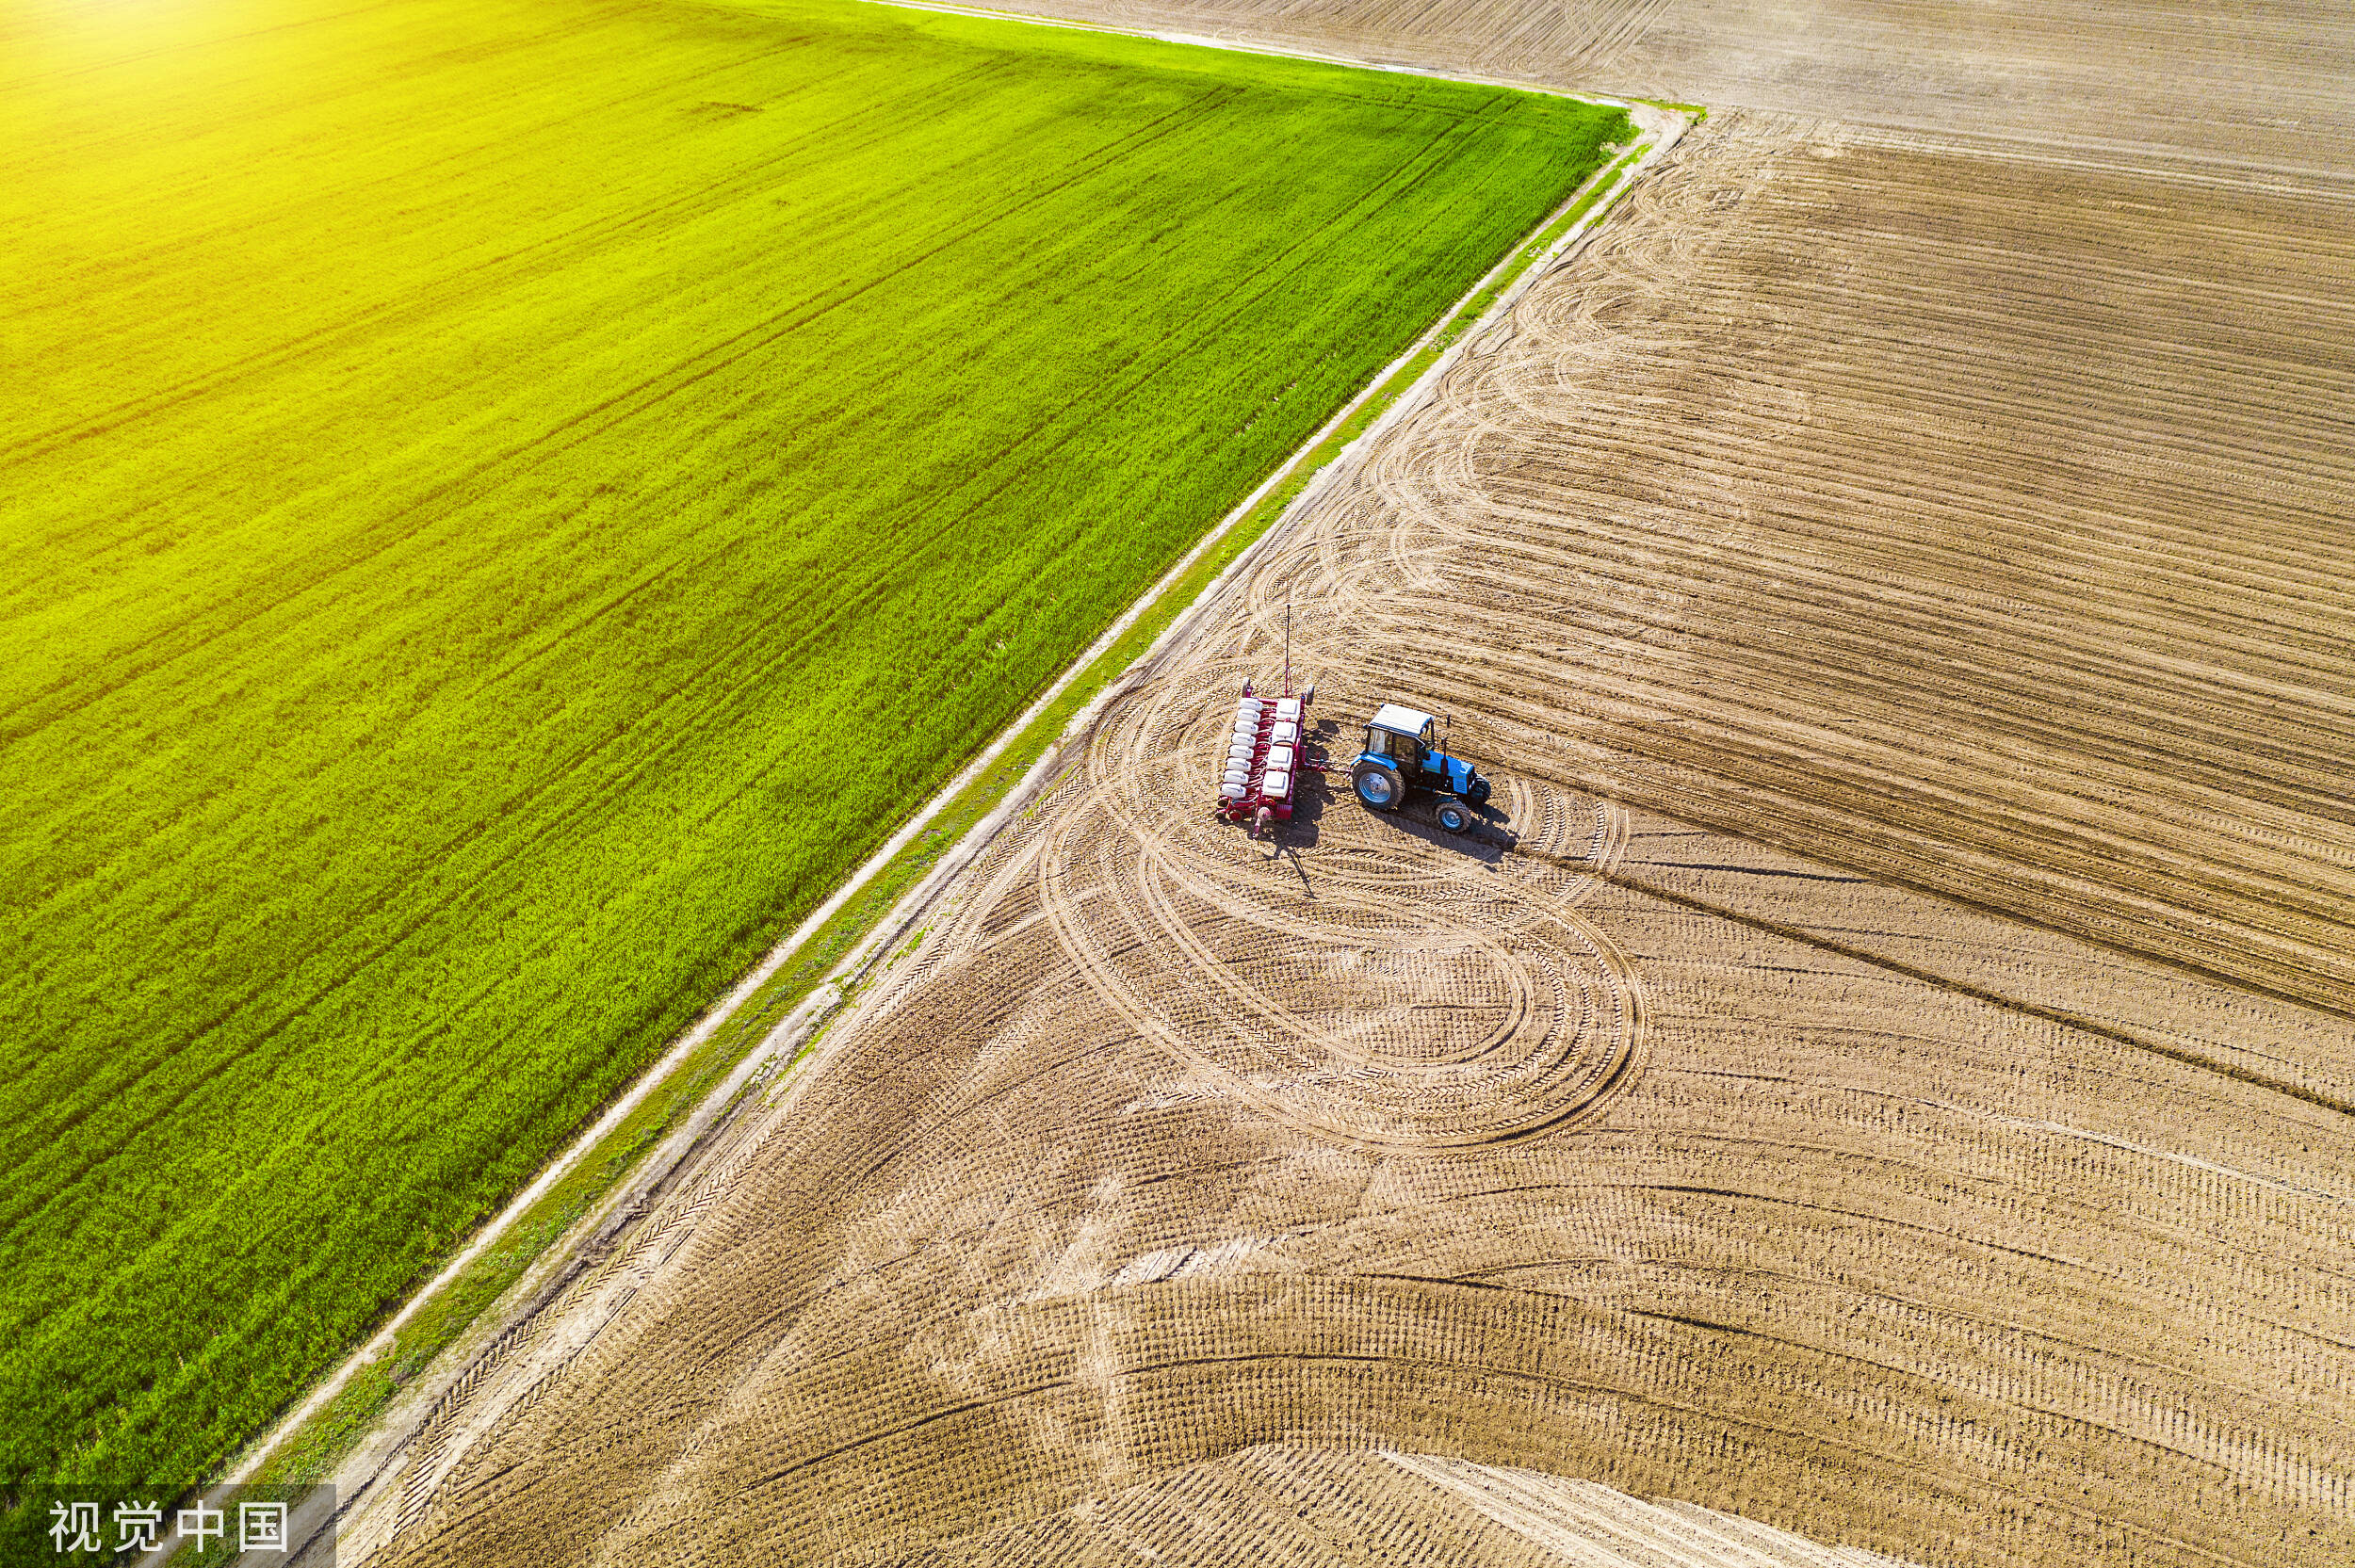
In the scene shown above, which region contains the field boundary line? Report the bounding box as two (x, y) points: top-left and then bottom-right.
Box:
(843, 0), (1692, 117)
(206, 49), (1692, 1563)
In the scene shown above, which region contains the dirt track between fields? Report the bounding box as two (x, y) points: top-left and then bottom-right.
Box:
(342, 114), (2355, 1568)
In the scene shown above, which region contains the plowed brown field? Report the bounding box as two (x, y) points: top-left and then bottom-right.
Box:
(1048, 0), (2355, 175)
(1344, 115), (2355, 1019)
(343, 119), (2355, 1567)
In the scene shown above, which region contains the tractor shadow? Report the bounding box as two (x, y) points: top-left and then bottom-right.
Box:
(1384, 795), (1519, 866)
(1261, 719), (1517, 875)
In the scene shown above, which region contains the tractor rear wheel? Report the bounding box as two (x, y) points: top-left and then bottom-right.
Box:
(1352, 760), (1403, 811)
(1436, 799), (1471, 833)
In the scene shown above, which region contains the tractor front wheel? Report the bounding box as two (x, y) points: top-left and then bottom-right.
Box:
(1353, 760), (1403, 811)
(1467, 776), (1492, 807)
(1436, 798), (1472, 833)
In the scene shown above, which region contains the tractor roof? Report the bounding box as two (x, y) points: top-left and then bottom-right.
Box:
(1368, 703), (1434, 736)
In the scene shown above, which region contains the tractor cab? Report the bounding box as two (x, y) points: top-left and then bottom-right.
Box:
(1360, 704), (1431, 769)
(1351, 703), (1492, 830)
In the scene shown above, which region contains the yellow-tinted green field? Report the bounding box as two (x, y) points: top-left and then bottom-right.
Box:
(0, 0), (1624, 1516)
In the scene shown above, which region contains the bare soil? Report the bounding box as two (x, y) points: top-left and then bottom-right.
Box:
(867, 1444), (1924, 1564)
(1348, 115), (2355, 1019)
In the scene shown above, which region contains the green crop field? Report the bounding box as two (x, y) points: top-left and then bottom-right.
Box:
(0, 0), (1624, 1517)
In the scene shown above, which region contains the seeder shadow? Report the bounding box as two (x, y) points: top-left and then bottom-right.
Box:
(1276, 732), (1339, 848)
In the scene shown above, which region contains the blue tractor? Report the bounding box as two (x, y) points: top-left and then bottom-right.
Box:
(1350, 703), (1491, 832)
